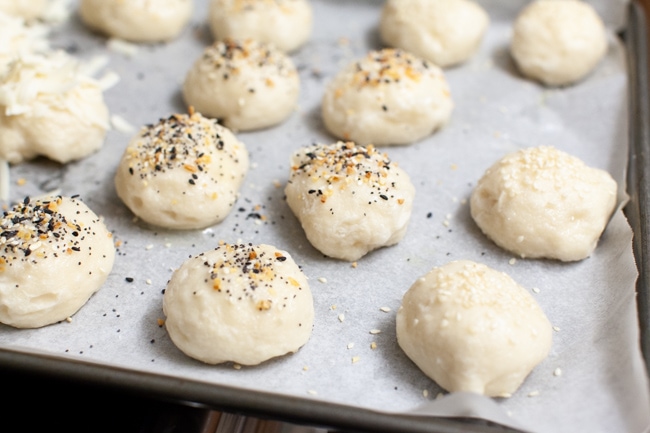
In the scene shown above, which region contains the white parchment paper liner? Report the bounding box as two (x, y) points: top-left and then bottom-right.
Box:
(0, 1), (648, 432)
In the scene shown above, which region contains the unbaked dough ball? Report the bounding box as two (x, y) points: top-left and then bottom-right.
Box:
(285, 141), (415, 261)
(321, 48), (453, 146)
(114, 109), (249, 230)
(183, 39), (300, 131)
(470, 146), (617, 261)
(79, 0), (193, 43)
(0, 195), (116, 328)
(0, 51), (110, 164)
(396, 260), (552, 397)
(510, 0), (608, 86)
(209, 0), (312, 53)
(0, 12), (49, 73)
(0, 0), (48, 21)
(380, 0), (489, 68)
(163, 243), (314, 365)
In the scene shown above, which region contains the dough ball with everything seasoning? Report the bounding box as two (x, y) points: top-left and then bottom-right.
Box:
(0, 51), (110, 164)
(0, 195), (116, 328)
(396, 260), (552, 397)
(79, 0), (193, 43)
(285, 141), (415, 261)
(182, 38), (300, 131)
(208, 0), (312, 53)
(163, 243), (314, 365)
(321, 49), (453, 146)
(379, 0), (489, 68)
(470, 146), (617, 261)
(510, 0), (608, 86)
(114, 109), (249, 230)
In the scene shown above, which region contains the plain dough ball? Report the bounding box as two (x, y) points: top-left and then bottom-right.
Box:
(380, 0), (489, 68)
(321, 48), (453, 146)
(163, 243), (314, 365)
(0, 51), (110, 164)
(183, 38), (300, 131)
(115, 110), (249, 230)
(79, 0), (193, 43)
(209, 0), (312, 53)
(0, 0), (48, 21)
(285, 141), (415, 261)
(0, 12), (49, 73)
(0, 195), (116, 328)
(470, 146), (617, 261)
(396, 260), (552, 397)
(510, 0), (608, 86)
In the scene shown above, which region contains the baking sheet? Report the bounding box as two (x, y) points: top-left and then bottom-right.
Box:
(0, 1), (649, 432)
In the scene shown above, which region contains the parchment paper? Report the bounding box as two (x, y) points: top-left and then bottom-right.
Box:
(0, 1), (648, 433)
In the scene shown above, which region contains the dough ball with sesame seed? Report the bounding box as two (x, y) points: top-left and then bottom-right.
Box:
(208, 0), (312, 53)
(182, 38), (300, 131)
(396, 260), (552, 397)
(114, 110), (249, 230)
(379, 0), (489, 68)
(0, 195), (116, 328)
(285, 141), (415, 261)
(79, 0), (193, 43)
(510, 0), (608, 86)
(163, 243), (314, 365)
(321, 48), (453, 146)
(0, 50), (110, 164)
(470, 146), (617, 261)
